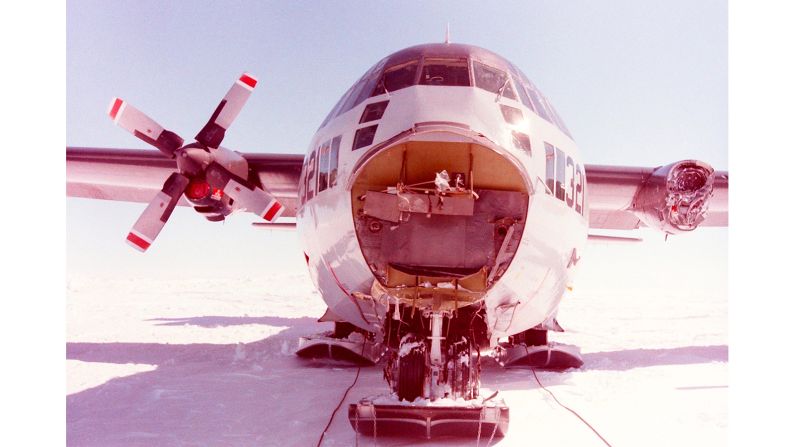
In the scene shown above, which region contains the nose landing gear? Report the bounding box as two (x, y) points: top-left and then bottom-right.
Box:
(348, 310), (509, 440)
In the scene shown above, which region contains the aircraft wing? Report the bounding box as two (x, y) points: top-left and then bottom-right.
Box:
(585, 163), (728, 230)
(66, 147), (304, 217)
(68, 148), (729, 232)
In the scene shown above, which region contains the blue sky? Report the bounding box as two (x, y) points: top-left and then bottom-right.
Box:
(66, 0), (727, 278)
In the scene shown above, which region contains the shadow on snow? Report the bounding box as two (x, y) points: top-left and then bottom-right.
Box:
(66, 315), (370, 446)
(66, 313), (727, 447)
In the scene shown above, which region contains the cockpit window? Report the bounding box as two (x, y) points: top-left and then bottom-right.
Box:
(319, 83), (355, 129)
(508, 70), (534, 111)
(319, 46), (573, 139)
(372, 60), (419, 96)
(339, 59), (387, 116)
(473, 61), (516, 100)
(419, 58), (470, 86)
(515, 84), (534, 111)
(546, 102), (572, 138)
(525, 84), (552, 123)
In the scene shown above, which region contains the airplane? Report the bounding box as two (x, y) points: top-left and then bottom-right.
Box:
(66, 42), (728, 440)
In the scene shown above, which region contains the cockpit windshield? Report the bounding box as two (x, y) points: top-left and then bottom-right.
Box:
(473, 61), (516, 100)
(419, 58), (470, 86)
(372, 60), (418, 96)
(319, 43), (572, 139)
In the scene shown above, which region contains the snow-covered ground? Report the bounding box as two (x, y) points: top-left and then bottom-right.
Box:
(66, 234), (727, 447)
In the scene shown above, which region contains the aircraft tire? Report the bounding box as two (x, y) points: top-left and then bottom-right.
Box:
(397, 348), (425, 402)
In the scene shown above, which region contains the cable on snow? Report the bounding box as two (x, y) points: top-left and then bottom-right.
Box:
(532, 368), (613, 447)
(316, 365), (362, 447)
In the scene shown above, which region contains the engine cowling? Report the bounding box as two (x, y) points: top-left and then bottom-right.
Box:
(177, 145), (252, 221)
(631, 160), (715, 234)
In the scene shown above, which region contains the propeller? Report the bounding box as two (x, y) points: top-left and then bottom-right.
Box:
(126, 172), (189, 252)
(109, 73), (283, 252)
(196, 73), (258, 148)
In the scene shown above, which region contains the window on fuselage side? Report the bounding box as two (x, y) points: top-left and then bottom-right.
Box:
(317, 141), (331, 193)
(329, 136), (341, 188)
(473, 61), (516, 100)
(544, 143), (555, 195)
(419, 58), (470, 86)
(305, 150), (317, 202)
(512, 131), (532, 154)
(554, 146), (566, 202)
(352, 125), (378, 150)
(298, 158), (308, 205)
(372, 60), (419, 96)
(500, 104), (524, 125)
(360, 100), (389, 124)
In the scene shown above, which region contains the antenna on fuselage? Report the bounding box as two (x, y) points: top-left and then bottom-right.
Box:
(445, 23), (451, 44)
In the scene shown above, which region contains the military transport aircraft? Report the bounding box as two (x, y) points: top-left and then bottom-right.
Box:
(66, 42), (728, 439)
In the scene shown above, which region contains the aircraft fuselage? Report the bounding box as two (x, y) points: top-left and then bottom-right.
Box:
(296, 44), (588, 345)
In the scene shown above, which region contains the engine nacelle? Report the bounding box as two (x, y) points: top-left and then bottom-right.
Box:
(177, 145), (253, 221)
(631, 160), (715, 234)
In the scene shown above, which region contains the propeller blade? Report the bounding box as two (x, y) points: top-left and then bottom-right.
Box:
(205, 163), (284, 222)
(126, 172), (190, 252)
(107, 98), (184, 157)
(195, 73), (258, 148)
(225, 178), (284, 222)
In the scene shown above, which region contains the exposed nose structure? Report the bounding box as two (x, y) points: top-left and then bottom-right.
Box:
(350, 126), (531, 312)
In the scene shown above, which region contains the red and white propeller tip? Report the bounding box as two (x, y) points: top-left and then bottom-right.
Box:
(126, 230), (153, 252)
(106, 97), (183, 156)
(221, 177), (284, 222)
(125, 173), (189, 252)
(237, 73), (258, 90)
(262, 200), (284, 222)
(107, 97), (126, 122)
(195, 72), (260, 148)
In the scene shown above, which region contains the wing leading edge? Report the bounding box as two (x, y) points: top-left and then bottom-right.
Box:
(66, 147), (304, 218)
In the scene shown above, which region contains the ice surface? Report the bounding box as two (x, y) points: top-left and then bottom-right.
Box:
(66, 360), (157, 395)
(67, 244), (727, 446)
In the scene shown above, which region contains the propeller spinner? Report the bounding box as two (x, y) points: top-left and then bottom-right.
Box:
(108, 73), (283, 252)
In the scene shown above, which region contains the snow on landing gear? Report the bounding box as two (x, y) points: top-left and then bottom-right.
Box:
(495, 328), (584, 370)
(392, 334), (425, 401)
(349, 310), (508, 440)
(296, 322), (383, 365)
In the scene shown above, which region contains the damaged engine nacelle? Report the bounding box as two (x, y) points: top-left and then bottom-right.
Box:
(631, 160), (715, 234)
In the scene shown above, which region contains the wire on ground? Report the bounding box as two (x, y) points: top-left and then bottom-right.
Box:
(532, 368), (613, 447)
(316, 366), (362, 447)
